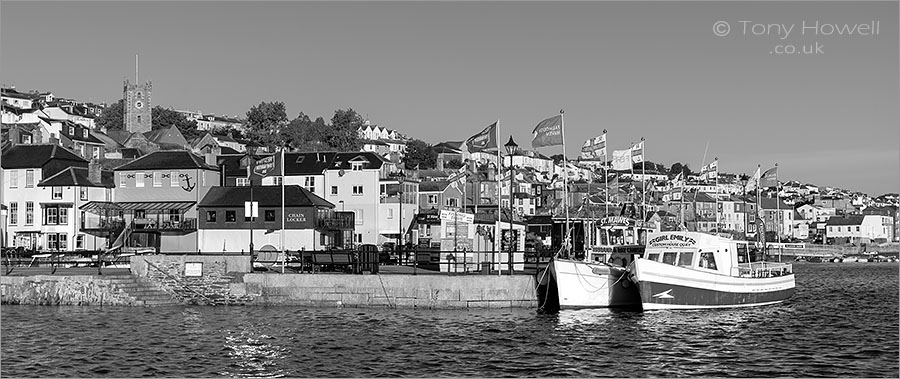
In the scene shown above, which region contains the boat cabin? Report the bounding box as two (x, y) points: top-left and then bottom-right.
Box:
(642, 231), (791, 277)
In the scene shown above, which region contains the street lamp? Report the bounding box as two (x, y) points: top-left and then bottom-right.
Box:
(504, 136), (518, 275)
(397, 170), (405, 266)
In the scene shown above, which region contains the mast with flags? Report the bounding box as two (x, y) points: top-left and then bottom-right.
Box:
(532, 111), (568, 252)
(464, 121), (499, 273)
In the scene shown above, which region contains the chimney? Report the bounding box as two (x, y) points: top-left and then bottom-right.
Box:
(205, 152), (217, 167)
(88, 160), (102, 184)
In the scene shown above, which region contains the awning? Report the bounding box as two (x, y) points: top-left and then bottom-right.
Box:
(39, 202), (73, 208)
(80, 201), (123, 212)
(117, 201), (196, 211)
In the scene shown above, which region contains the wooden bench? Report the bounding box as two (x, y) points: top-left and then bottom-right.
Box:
(312, 252), (355, 273)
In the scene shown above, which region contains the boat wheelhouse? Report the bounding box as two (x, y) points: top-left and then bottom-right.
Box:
(629, 231), (795, 310)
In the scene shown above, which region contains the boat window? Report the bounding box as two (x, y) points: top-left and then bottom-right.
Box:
(662, 252), (677, 265)
(648, 253), (660, 262)
(593, 254), (607, 263)
(678, 252), (694, 267)
(699, 252), (717, 270)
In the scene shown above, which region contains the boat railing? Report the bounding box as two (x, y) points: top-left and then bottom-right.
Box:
(736, 261), (793, 278)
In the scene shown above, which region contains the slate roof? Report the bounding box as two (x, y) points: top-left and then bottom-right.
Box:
(106, 129), (134, 145)
(282, 151), (386, 175)
(220, 146), (240, 155)
(825, 215), (865, 226)
(60, 121), (104, 144)
(1, 144), (87, 169)
(419, 180), (451, 192)
(37, 167), (114, 188)
(114, 150), (216, 171)
(199, 185), (334, 208)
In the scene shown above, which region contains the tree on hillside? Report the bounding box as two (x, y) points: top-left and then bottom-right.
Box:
(245, 101), (289, 147)
(327, 108), (364, 151)
(403, 139), (437, 169)
(95, 100), (124, 131)
(669, 162), (695, 177)
(284, 112), (332, 151)
(151, 106), (201, 140)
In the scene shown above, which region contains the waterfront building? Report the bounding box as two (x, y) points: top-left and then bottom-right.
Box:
(418, 180), (463, 213)
(1, 88), (39, 110)
(2, 144), (113, 251)
(825, 214), (894, 244)
(41, 105), (96, 129)
(758, 197), (796, 241)
(196, 185), (352, 252)
(862, 206), (899, 242)
(433, 141), (464, 171)
(56, 121), (104, 160)
(797, 204), (837, 223)
(98, 150), (220, 252)
(217, 153), (264, 187)
(261, 151), (418, 247)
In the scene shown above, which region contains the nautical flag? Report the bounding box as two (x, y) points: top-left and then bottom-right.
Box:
(531, 115), (563, 148)
(612, 149), (631, 170)
(700, 160), (718, 181)
(745, 167), (761, 192)
(465, 122), (498, 153)
(760, 166), (778, 188)
(631, 141), (644, 163)
(580, 139), (595, 159)
(580, 133), (607, 159)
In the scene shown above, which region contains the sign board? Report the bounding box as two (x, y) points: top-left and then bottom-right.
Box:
(285, 209), (313, 229)
(252, 155), (277, 177)
(184, 262), (203, 277)
(244, 201), (259, 218)
(440, 209), (475, 224)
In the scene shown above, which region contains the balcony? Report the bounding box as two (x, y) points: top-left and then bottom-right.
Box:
(317, 211), (355, 230)
(132, 217), (198, 233)
(81, 219), (125, 233)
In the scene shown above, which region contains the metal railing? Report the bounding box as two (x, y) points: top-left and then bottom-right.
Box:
(736, 261), (793, 278)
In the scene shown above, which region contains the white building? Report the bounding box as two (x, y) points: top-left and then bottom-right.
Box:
(825, 215), (894, 244)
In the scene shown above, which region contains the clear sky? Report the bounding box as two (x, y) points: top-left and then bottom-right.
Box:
(2, 1), (897, 196)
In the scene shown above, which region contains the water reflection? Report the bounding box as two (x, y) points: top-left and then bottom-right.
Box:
(221, 326), (288, 378)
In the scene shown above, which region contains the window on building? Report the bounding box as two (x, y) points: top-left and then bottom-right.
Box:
(355, 233), (363, 243)
(206, 211), (217, 222)
(69, 126), (75, 135)
(92, 146), (101, 160)
(446, 198), (459, 208)
(45, 207), (58, 225)
(9, 202), (17, 225)
(236, 178), (249, 187)
(60, 208), (68, 225)
(25, 202), (34, 225)
(136, 172), (144, 187)
(304, 177), (315, 192)
(171, 172), (180, 187)
(354, 210), (364, 225)
(137, 115), (141, 124)
(388, 208), (394, 219)
(135, 209), (145, 219)
(76, 235), (84, 250)
(351, 162), (364, 171)
(83, 129), (88, 138)
(9, 171), (17, 188)
(25, 170), (34, 188)
(119, 173), (126, 188)
(353, 185), (363, 196)
(265, 210), (276, 222)
(80, 187), (88, 201)
(331, 186), (338, 196)
(52, 187), (63, 200)
(226, 210), (236, 222)
(153, 172), (162, 187)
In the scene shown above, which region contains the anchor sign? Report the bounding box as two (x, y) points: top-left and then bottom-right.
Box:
(180, 174), (196, 192)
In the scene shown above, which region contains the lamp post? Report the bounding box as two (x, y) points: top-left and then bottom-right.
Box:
(504, 136), (518, 275)
(397, 170), (405, 266)
(248, 177), (254, 256)
(740, 174), (749, 240)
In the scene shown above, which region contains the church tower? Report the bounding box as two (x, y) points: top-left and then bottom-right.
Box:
(123, 55), (151, 134)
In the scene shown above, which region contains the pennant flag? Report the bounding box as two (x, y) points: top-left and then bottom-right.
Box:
(531, 115), (563, 148)
(760, 166), (778, 188)
(631, 141), (644, 163)
(252, 154), (281, 178)
(745, 167), (761, 192)
(465, 122), (498, 153)
(594, 133), (607, 157)
(612, 149), (631, 170)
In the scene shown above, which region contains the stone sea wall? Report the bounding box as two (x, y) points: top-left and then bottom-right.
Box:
(1, 275), (139, 306)
(131, 255), (254, 305)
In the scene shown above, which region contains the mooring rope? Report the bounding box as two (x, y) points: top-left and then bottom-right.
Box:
(375, 274), (394, 308)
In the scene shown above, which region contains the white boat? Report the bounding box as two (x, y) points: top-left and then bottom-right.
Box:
(629, 231), (795, 310)
(548, 246), (642, 309)
(547, 216), (649, 309)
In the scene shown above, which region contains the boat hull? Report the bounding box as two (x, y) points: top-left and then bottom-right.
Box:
(549, 259), (640, 309)
(630, 258), (795, 310)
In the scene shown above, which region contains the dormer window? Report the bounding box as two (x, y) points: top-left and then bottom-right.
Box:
(83, 129), (88, 138)
(351, 162), (364, 171)
(69, 126), (75, 135)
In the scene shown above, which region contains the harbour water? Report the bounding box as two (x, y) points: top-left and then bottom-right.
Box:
(2, 262), (897, 378)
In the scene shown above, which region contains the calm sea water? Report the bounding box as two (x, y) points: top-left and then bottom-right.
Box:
(2, 263), (898, 378)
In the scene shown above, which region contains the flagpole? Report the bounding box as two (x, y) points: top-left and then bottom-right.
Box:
(641, 137), (646, 224)
(629, 141), (635, 215)
(756, 164), (761, 250)
(495, 119), (501, 276)
(281, 147), (286, 274)
(560, 110), (570, 254)
(775, 162), (781, 246)
(603, 130), (608, 217)
(714, 157), (719, 234)
(680, 167), (685, 230)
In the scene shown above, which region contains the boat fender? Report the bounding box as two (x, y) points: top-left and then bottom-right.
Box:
(591, 266), (611, 275)
(621, 280), (630, 288)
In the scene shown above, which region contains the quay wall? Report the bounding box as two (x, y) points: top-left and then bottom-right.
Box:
(239, 274), (538, 309)
(1, 275), (140, 306)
